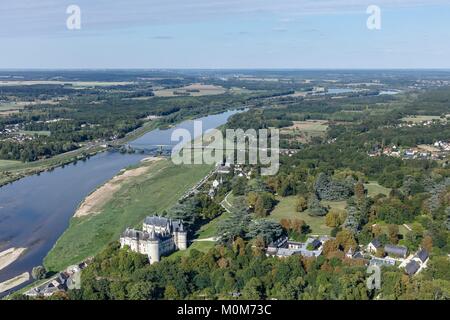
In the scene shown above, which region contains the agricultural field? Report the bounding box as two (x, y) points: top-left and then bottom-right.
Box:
(153, 84), (226, 97)
(44, 159), (213, 271)
(0, 102), (28, 111)
(229, 87), (252, 95)
(0, 99), (64, 114)
(0, 80), (134, 87)
(417, 144), (440, 152)
(284, 120), (329, 132)
(401, 115), (443, 123)
(280, 120), (329, 143)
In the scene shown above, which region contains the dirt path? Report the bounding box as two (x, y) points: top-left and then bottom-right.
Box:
(74, 157), (162, 218)
(193, 237), (218, 242)
(0, 247), (27, 271)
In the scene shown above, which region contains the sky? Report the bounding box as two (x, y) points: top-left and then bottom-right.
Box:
(1, 0), (450, 69)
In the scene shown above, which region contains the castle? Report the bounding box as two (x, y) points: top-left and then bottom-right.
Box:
(120, 216), (187, 264)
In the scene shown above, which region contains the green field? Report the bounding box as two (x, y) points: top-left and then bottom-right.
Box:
(365, 181), (391, 197)
(153, 84), (226, 97)
(169, 241), (216, 259)
(280, 120), (329, 143)
(401, 115), (442, 123)
(18, 130), (51, 136)
(270, 196), (333, 235)
(44, 159), (213, 272)
(0, 80), (133, 87)
(196, 210), (231, 239)
(282, 120), (329, 133)
(0, 102), (28, 111)
(0, 159), (21, 170)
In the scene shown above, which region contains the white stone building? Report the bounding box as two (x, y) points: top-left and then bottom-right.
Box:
(120, 216), (187, 264)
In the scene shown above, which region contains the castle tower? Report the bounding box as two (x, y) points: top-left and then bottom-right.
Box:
(147, 227), (160, 264)
(176, 223), (187, 251)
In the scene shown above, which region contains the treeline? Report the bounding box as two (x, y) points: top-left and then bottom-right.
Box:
(16, 239), (449, 300)
(0, 90), (260, 161)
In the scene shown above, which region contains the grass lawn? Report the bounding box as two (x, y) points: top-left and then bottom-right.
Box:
(44, 159), (213, 272)
(168, 241), (216, 259)
(270, 196), (332, 236)
(365, 181), (391, 197)
(322, 200), (347, 211)
(0, 159), (21, 170)
(195, 210), (232, 239)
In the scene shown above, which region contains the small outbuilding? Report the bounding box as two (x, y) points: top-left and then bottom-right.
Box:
(405, 260), (420, 276)
(384, 244), (408, 258)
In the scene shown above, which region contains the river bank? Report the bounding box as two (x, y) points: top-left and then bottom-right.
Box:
(0, 107), (247, 188)
(74, 157), (162, 218)
(44, 159), (213, 271)
(0, 109), (242, 295)
(0, 248), (26, 271)
(0, 120), (161, 188)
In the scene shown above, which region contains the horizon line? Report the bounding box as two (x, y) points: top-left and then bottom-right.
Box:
(1, 68), (450, 72)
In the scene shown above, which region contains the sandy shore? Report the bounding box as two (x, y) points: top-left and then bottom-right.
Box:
(140, 156), (161, 163)
(0, 247), (27, 271)
(0, 272), (30, 294)
(74, 157), (162, 218)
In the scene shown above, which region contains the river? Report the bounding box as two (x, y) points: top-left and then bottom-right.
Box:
(0, 109), (241, 295)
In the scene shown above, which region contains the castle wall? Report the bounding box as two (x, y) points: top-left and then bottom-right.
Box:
(175, 231), (187, 250)
(121, 217), (187, 264)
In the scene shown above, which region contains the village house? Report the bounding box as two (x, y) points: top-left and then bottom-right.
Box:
(384, 244), (408, 259)
(403, 248), (429, 276)
(208, 177), (222, 198)
(266, 236), (329, 258)
(25, 262), (88, 297)
(216, 162), (232, 174)
(346, 247), (364, 260)
(367, 240), (408, 259)
(367, 239), (383, 254)
(405, 260), (420, 276)
(413, 249), (429, 265)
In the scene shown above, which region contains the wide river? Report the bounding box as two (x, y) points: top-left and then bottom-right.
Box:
(0, 109), (240, 295)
